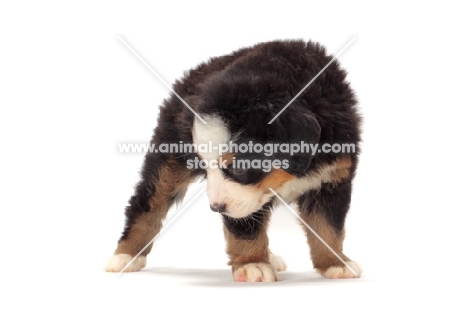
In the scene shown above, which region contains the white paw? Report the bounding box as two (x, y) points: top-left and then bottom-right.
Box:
(104, 254), (147, 273)
(269, 253), (287, 272)
(322, 261), (362, 279)
(233, 263), (278, 282)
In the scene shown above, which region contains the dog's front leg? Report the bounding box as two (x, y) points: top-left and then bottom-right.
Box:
(222, 210), (285, 282)
(104, 155), (196, 273)
(298, 182), (362, 279)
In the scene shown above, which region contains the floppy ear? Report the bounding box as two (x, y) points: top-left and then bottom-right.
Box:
(268, 108), (321, 176)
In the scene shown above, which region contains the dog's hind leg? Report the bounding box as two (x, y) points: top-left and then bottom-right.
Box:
(104, 155), (196, 272)
(298, 181), (361, 279)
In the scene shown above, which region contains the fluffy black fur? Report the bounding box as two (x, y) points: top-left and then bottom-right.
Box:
(112, 39), (361, 279)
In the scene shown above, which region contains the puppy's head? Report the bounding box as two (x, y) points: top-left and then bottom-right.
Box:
(192, 111), (320, 219)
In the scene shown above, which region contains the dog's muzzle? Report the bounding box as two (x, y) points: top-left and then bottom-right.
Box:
(210, 203), (226, 213)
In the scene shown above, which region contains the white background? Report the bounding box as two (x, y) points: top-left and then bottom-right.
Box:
(1, 1), (467, 310)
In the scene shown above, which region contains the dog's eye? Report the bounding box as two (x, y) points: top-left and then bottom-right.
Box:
(233, 167), (247, 175)
(229, 166), (248, 176)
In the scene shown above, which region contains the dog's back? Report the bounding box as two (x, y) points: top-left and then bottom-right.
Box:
(105, 40), (362, 282)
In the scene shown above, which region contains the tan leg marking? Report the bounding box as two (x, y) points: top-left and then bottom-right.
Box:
(224, 218), (281, 282)
(115, 159), (194, 257)
(299, 210), (354, 276)
(329, 156), (352, 183)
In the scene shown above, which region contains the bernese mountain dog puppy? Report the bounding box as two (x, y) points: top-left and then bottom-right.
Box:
(105, 40), (362, 282)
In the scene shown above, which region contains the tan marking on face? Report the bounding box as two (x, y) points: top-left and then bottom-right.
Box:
(258, 169), (295, 191)
(218, 153), (235, 168)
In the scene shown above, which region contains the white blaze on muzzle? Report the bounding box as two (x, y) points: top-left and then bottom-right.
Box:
(192, 115), (270, 218)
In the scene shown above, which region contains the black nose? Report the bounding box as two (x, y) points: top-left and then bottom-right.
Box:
(210, 203), (226, 213)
